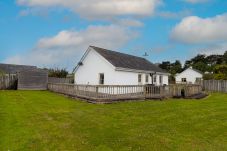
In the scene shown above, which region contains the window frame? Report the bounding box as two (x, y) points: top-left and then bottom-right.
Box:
(145, 74), (149, 83)
(159, 75), (163, 85)
(153, 75), (157, 83)
(181, 78), (187, 82)
(99, 73), (104, 85)
(138, 74), (142, 83)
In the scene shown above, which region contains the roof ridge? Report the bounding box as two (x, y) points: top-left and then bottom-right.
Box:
(90, 46), (168, 73)
(0, 63), (36, 67)
(90, 45), (146, 60)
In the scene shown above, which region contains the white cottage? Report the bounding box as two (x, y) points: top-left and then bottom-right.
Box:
(175, 67), (203, 84)
(73, 46), (169, 86)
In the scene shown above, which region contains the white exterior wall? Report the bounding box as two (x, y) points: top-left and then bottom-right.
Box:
(75, 48), (169, 85)
(175, 68), (203, 84)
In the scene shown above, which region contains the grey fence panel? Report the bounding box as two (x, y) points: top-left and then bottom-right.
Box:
(18, 69), (48, 90)
(0, 75), (17, 90)
(202, 80), (227, 93)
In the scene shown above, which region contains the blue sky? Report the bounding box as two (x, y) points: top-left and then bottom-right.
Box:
(1, 0), (227, 71)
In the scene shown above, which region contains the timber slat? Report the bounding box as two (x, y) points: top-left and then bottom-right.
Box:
(48, 83), (202, 103)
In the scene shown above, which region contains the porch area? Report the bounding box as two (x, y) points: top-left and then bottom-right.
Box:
(48, 83), (203, 103)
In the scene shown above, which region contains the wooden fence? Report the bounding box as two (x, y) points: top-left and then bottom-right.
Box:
(48, 83), (202, 103)
(48, 77), (74, 84)
(18, 69), (48, 90)
(169, 84), (202, 97)
(0, 75), (17, 90)
(201, 80), (227, 93)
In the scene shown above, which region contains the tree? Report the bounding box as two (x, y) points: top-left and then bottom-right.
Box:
(0, 70), (5, 76)
(46, 68), (68, 78)
(159, 61), (171, 71)
(183, 60), (192, 70)
(192, 61), (208, 72)
(223, 51), (227, 63)
(170, 60), (182, 75)
(203, 73), (214, 80)
(191, 54), (207, 64)
(213, 65), (227, 80)
(214, 64), (227, 74)
(206, 55), (223, 65)
(159, 60), (182, 83)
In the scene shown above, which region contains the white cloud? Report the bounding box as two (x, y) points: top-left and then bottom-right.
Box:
(170, 13), (227, 44)
(4, 25), (137, 70)
(157, 9), (192, 19)
(199, 42), (227, 55)
(114, 18), (144, 27)
(17, 0), (161, 19)
(184, 0), (209, 4)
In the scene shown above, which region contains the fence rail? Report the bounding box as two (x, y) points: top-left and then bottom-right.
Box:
(201, 80), (227, 93)
(0, 75), (17, 90)
(48, 83), (202, 102)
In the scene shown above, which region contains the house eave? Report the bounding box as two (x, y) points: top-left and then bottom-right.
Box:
(115, 67), (170, 75)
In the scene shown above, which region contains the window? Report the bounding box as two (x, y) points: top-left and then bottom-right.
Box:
(159, 75), (163, 85)
(145, 74), (149, 83)
(153, 75), (157, 83)
(99, 73), (104, 85)
(181, 78), (187, 82)
(138, 74), (142, 83)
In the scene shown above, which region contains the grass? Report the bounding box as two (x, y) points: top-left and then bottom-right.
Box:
(0, 91), (227, 151)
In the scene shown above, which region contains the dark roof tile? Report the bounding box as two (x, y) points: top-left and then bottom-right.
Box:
(90, 46), (168, 73)
(0, 63), (37, 74)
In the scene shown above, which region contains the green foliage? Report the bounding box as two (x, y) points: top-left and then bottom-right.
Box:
(46, 68), (68, 78)
(213, 65), (227, 80)
(191, 54), (207, 63)
(159, 60), (182, 83)
(214, 64), (227, 74)
(192, 61), (207, 72)
(203, 73), (214, 80)
(159, 60), (182, 75)
(223, 51), (227, 63)
(170, 60), (182, 75)
(182, 52), (227, 80)
(184, 60), (192, 69)
(168, 75), (176, 84)
(0, 70), (5, 76)
(160, 51), (227, 80)
(214, 73), (227, 80)
(1, 91), (227, 150)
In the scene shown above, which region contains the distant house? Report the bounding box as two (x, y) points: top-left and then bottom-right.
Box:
(73, 46), (169, 86)
(175, 67), (203, 84)
(0, 63), (37, 75)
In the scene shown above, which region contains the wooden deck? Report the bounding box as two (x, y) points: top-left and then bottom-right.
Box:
(48, 83), (203, 103)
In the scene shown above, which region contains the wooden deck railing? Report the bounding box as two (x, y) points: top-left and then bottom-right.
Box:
(48, 83), (203, 102)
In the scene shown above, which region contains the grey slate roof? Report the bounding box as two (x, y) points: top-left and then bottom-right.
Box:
(0, 63), (37, 74)
(90, 46), (168, 73)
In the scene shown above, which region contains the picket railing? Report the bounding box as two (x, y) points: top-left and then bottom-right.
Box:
(48, 83), (202, 102)
(0, 75), (17, 90)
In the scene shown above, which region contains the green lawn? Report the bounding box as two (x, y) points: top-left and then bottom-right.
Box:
(0, 91), (227, 151)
